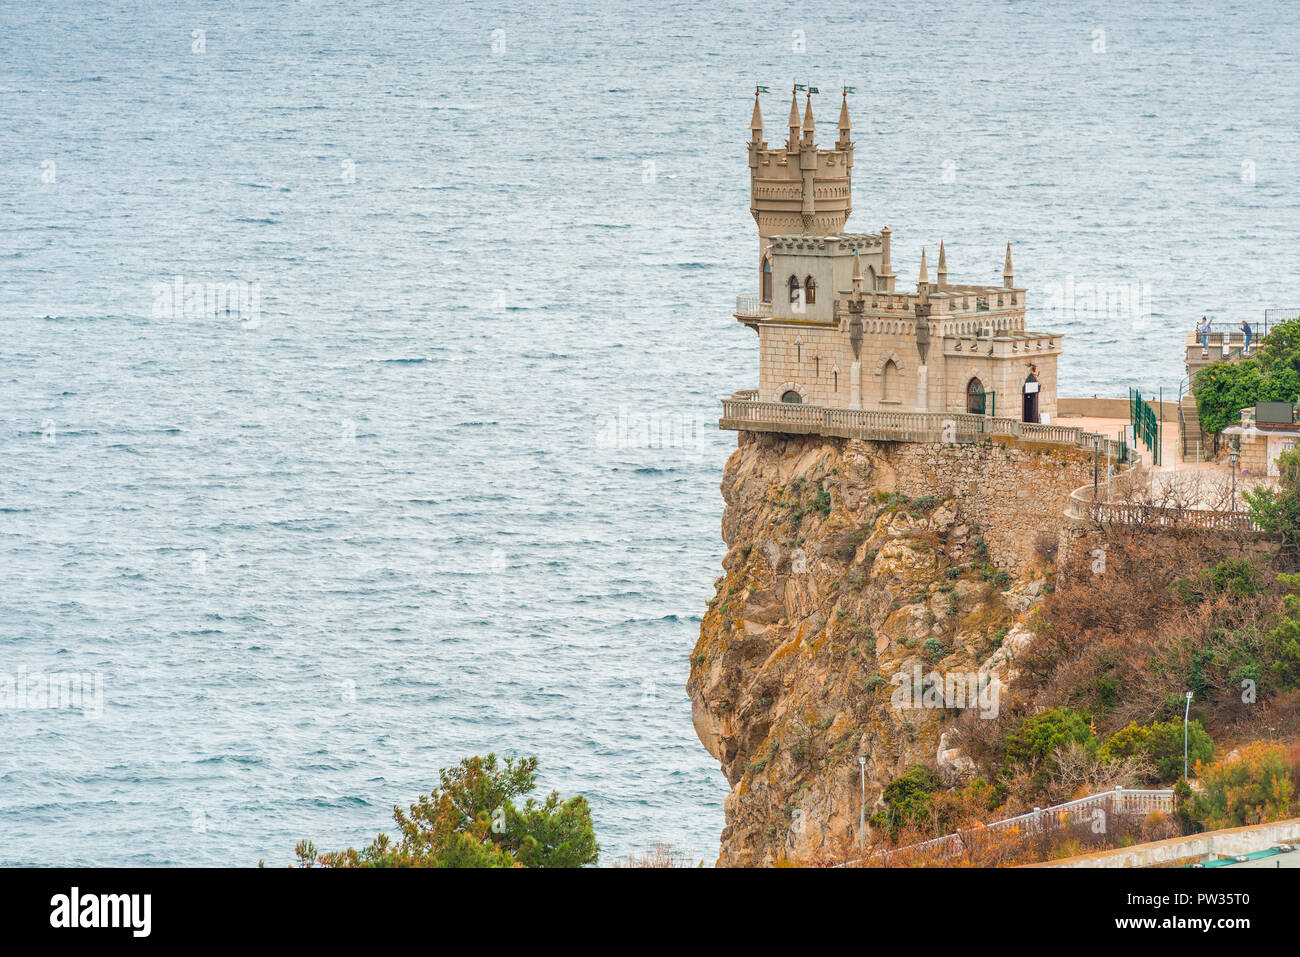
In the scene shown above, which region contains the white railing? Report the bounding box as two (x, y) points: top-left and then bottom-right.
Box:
(838, 787), (1174, 867)
(1067, 483), (1260, 531)
(720, 396), (1127, 459)
(735, 293), (772, 318)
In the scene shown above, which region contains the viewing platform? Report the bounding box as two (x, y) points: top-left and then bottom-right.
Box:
(1185, 326), (1252, 381)
(719, 392), (1127, 459)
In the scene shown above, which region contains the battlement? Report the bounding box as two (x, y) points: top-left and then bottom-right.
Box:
(766, 233), (881, 254)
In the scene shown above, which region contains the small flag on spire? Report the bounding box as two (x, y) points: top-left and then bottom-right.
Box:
(755, 85), (770, 94)
(843, 85), (855, 95)
(794, 83), (807, 92)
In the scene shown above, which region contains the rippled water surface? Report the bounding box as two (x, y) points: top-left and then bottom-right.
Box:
(1, 0), (1298, 864)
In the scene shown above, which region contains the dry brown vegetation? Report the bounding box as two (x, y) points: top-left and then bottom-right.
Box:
(1019, 530), (1300, 740)
(611, 843), (702, 868)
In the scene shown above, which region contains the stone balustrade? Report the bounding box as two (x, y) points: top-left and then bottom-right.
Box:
(734, 293), (772, 318)
(1066, 482), (1260, 531)
(720, 394), (1125, 458)
(839, 787), (1175, 867)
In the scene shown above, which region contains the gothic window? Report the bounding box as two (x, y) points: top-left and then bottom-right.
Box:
(804, 276), (816, 304)
(788, 275), (801, 303)
(967, 377), (986, 415)
(761, 257), (772, 301)
(882, 359), (899, 402)
(781, 390), (803, 404)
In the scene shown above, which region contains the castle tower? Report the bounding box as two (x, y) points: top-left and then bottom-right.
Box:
(836, 91), (852, 150)
(1003, 242), (1014, 288)
(749, 87), (854, 276)
(879, 226), (895, 293)
(937, 241), (948, 287)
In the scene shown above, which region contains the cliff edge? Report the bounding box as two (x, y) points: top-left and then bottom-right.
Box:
(688, 430), (1094, 866)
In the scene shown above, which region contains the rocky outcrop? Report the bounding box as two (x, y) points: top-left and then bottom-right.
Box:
(688, 431), (1082, 866)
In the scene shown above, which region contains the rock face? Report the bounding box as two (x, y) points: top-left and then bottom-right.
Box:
(688, 431), (1090, 866)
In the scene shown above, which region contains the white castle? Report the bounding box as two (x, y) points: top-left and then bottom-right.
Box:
(732, 86), (1062, 424)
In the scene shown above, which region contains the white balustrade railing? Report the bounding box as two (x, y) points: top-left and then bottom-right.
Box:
(735, 294), (772, 318)
(837, 787), (1175, 867)
(720, 395), (1128, 459)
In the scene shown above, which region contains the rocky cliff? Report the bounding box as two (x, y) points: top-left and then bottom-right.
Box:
(688, 430), (1094, 866)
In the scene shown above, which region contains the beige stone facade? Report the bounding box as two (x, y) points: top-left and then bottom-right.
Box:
(738, 88), (1063, 424)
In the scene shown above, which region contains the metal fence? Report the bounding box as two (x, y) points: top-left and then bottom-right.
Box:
(1264, 307), (1300, 336)
(1130, 387), (1162, 466)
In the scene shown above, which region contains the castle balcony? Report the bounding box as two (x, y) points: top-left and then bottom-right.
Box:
(719, 394), (1125, 458)
(735, 293), (772, 320)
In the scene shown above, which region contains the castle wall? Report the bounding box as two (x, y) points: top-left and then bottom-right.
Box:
(758, 322), (920, 408)
(757, 320), (1060, 422)
(938, 351), (1059, 421)
(768, 253), (837, 323)
(882, 438), (1096, 572)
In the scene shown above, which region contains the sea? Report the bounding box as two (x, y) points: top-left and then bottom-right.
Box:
(1, 0), (1298, 865)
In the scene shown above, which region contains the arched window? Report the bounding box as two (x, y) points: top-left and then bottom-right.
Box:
(804, 276), (816, 304)
(788, 275), (801, 303)
(882, 359), (899, 402)
(967, 377), (986, 415)
(761, 257), (772, 302)
(781, 390), (803, 404)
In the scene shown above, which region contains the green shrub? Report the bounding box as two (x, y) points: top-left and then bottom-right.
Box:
(874, 765), (942, 836)
(1145, 719), (1214, 781)
(1000, 707), (1096, 790)
(1244, 445), (1300, 551)
(1099, 719), (1214, 782)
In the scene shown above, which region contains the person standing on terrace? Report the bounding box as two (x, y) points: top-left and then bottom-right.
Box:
(1196, 316), (1211, 357)
(1241, 319), (1253, 356)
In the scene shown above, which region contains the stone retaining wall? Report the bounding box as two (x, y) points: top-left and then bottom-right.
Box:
(879, 437), (1096, 572)
(1025, 817), (1300, 868)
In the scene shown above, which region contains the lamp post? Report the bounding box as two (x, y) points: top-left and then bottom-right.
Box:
(1183, 691), (1193, 780)
(1229, 446), (1239, 511)
(858, 755), (867, 847)
(1092, 433), (1101, 500)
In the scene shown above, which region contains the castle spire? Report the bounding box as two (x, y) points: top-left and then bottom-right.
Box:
(787, 89), (801, 151)
(802, 93), (815, 135)
(750, 89), (764, 143)
(852, 244), (864, 295)
(917, 246), (929, 287)
(837, 90), (851, 149)
(1003, 242), (1014, 288)
(880, 226), (895, 293)
(937, 241), (947, 287)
